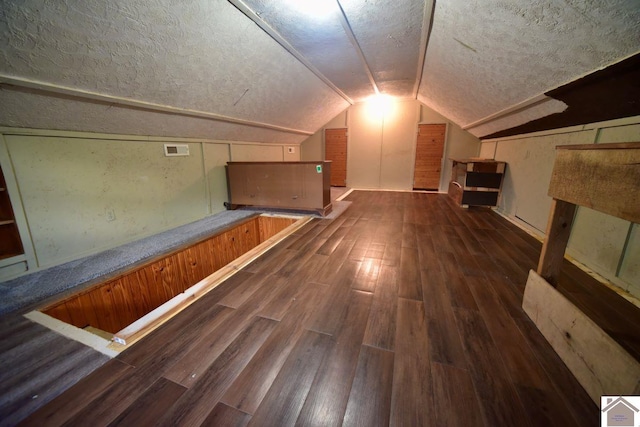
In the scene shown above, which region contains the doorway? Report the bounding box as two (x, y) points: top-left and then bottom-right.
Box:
(413, 123), (446, 190)
(325, 128), (348, 187)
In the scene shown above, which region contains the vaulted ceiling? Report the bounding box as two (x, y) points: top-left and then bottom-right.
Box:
(0, 0), (638, 142)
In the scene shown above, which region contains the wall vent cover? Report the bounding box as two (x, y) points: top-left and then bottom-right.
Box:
(164, 144), (189, 157)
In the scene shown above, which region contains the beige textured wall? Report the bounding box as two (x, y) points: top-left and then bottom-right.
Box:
(0, 129), (298, 277)
(203, 143), (231, 214)
(300, 131), (322, 161)
(482, 116), (640, 298)
(345, 102), (381, 188)
(230, 144), (284, 162)
(379, 101), (419, 190)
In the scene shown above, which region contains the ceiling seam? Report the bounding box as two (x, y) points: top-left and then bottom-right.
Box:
(461, 94), (552, 130)
(227, 0), (354, 105)
(336, 0), (379, 96)
(0, 75), (314, 136)
(413, 0), (437, 99)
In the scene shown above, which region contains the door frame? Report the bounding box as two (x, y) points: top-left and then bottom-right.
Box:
(324, 127), (348, 187)
(412, 122), (449, 191)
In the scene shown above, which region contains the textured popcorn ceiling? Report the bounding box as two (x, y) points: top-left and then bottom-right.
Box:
(418, 0), (640, 132)
(0, 0), (638, 140)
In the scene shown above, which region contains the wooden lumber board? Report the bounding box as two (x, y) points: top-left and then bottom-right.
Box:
(537, 199), (577, 286)
(548, 142), (640, 223)
(522, 269), (640, 403)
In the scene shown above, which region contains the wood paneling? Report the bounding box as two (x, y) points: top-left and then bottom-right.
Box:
(325, 128), (348, 187)
(42, 216), (295, 334)
(258, 216), (295, 243)
(413, 123), (446, 190)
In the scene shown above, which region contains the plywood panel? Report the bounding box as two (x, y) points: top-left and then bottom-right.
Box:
(325, 128), (348, 186)
(414, 124), (445, 190)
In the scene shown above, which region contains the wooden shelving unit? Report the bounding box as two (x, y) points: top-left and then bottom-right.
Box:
(448, 158), (506, 207)
(0, 165), (24, 260)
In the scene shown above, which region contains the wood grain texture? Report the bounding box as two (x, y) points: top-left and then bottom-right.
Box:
(548, 143), (640, 223)
(431, 362), (485, 427)
(342, 345), (394, 427)
(453, 307), (530, 426)
(390, 298), (433, 427)
(414, 123), (446, 190)
(18, 358), (130, 427)
(421, 270), (467, 368)
(221, 285), (328, 414)
(41, 216), (294, 334)
(363, 265), (398, 351)
(537, 199), (577, 286)
(325, 128), (348, 187)
(398, 247), (422, 300)
(13, 191), (606, 426)
(201, 402), (252, 427)
(307, 261), (361, 335)
(157, 317), (277, 426)
(107, 377), (187, 426)
(247, 330), (332, 427)
(2, 333), (109, 427)
(295, 291), (372, 426)
(351, 257), (381, 292)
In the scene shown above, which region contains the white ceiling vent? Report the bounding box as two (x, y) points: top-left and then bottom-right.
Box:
(164, 144), (189, 157)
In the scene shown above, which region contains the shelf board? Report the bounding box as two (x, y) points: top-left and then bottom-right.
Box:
(0, 219), (16, 226)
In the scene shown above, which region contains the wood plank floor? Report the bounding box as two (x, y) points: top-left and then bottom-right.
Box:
(11, 190), (638, 426)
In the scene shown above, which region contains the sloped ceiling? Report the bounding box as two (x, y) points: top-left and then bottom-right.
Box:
(0, 0), (638, 142)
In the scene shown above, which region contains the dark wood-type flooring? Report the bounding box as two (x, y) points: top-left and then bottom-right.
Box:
(6, 190), (639, 426)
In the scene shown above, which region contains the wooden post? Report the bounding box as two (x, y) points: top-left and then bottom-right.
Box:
(537, 199), (577, 286)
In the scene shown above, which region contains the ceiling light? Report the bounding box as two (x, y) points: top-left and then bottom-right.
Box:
(366, 94), (395, 120)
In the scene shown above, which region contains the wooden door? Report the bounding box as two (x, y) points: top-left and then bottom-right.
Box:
(413, 124), (446, 190)
(325, 128), (347, 187)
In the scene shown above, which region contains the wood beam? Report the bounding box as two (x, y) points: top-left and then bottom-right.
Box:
(537, 199), (577, 286)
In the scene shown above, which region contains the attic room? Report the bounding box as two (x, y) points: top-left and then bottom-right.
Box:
(0, 0), (639, 425)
